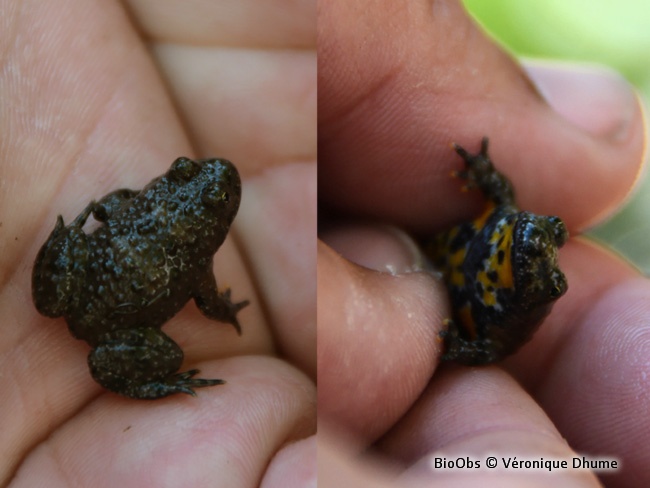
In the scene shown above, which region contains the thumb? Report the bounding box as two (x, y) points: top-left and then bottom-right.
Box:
(318, 0), (645, 232)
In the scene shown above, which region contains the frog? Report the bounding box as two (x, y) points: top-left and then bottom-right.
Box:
(424, 137), (568, 365)
(32, 157), (249, 399)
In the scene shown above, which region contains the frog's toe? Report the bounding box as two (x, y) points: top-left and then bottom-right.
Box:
(195, 284), (249, 335)
(221, 293), (250, 335)
(168, 369), (226, 397)
(128, 374), (225, 399)
(92, 369), (226, 400)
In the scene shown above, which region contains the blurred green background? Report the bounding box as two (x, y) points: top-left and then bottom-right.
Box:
(463, 0), (650, 274)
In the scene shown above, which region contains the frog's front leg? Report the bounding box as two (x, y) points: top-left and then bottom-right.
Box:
(91, 188), (139, 222)
(452, 137), (515, 206)
(193, 268), (249, 335)
(88, 327), (224, 399)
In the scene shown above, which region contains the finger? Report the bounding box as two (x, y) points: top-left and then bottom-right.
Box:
(237, 163), (317, 379)
(318, 0), (645, 232)
(320, 222), (427, 274)
(126, 0), (315, 48)
(153, 45), (316, 172)
(505, 242), (650, 486)
(319, 225), (649, 484)
(261, 436), (316, 488)
(319, 428), (395, 487)
(138, 0), (317, 172)
(376, 367), (601, 486)
(503, 238), (639, 383)
(14, 357), (315, 487)
(317, 241), (444, 442)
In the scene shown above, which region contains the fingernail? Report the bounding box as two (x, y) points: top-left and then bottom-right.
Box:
(320, 223), (427, 274)
(523, 60), (638, 141)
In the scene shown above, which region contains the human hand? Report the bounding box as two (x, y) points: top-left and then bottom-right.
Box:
(3, 0), (315, 486)
(318, 0), (647, 486)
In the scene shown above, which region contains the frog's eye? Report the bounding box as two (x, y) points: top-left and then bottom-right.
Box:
(549, 283), (565, 298)
(170, 157), (200, 181)
(201, 185), (230, 208)
(548, 216), (568, 247)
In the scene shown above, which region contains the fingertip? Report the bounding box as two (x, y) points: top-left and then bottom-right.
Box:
(524, 60), (641, 143)
(378, 367), (598, 486)
(320, 222), (428, 274)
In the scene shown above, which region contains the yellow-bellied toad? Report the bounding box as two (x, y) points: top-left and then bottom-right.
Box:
(32, 157), (248, 399)
(425, 138), (568, 365)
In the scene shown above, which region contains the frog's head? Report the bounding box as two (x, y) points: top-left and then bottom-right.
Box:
(196, 158), (242, 222)
(167, 157), (242, 221)
(32, 217), (88, 317)
(164, 157), (243, 251)
(512, 212), (568, 310)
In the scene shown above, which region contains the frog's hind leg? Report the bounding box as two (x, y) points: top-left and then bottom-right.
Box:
(440, 319), (499, 366)
(88, 327), (224, 399)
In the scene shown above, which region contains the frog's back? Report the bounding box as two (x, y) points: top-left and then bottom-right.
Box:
(66, 176), (224, 342)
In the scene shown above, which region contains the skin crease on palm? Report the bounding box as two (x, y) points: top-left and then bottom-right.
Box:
(0, 0), (315, 487)
(318, 0), (648, 487)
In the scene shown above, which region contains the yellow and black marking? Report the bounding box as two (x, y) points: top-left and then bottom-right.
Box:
(424, 137), (569, 365)
(473, 215), (515, 309)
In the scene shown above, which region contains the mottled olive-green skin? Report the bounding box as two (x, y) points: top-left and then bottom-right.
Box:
(32, 157), (248, 399)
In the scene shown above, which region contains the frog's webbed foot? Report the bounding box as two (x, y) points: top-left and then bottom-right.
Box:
(451, 137), (516, 206)
(194, 270), (249, 335)
(439, 318), (499, 366)
(88, 327), (225, 399)
(163, 369), (225, 396)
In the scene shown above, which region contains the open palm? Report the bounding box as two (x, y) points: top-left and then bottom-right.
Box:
(1, 1), (315, 486)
